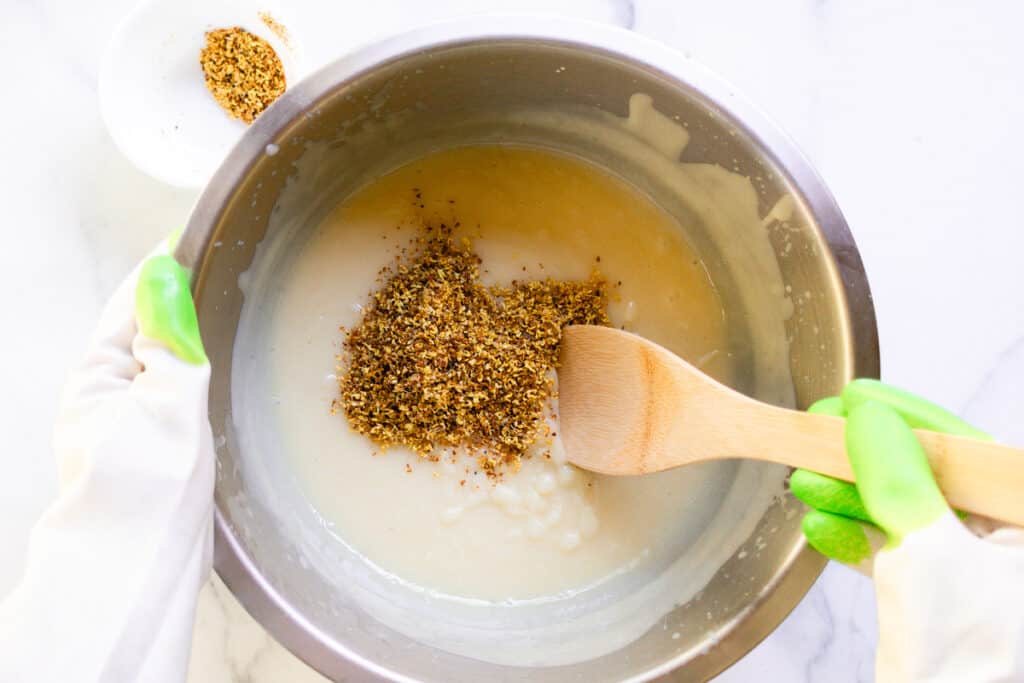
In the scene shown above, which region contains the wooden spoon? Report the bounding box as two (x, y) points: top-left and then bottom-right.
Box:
(557, 325), (1024, 526)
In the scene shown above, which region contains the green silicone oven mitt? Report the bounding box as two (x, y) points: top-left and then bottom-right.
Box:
(790, 379), (988, 566)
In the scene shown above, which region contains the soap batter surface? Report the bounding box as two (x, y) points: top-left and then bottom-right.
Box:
(246, 145), (744, 602)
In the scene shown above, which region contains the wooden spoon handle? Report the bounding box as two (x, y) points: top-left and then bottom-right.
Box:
(758, 408), (1024, 526)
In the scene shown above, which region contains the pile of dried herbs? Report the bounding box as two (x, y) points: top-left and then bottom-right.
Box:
(199, 27), (286, 124)
(335, 223), (609, 474)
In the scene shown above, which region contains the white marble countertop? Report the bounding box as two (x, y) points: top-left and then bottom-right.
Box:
(3, 1), (1023, 681)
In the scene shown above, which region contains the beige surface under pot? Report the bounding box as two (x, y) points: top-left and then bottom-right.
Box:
(177, 17), (879, 683)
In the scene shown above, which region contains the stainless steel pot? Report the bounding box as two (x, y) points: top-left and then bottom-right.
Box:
(178, 17), (879, 683)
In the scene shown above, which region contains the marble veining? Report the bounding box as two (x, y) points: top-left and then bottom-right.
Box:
(3, 1), (1022, 681)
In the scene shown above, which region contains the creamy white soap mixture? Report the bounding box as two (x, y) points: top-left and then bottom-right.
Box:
(231, 95), (795, 665)
(255, 144), (734, 600)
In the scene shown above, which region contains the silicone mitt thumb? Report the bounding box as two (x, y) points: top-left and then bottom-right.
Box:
(135, 254), (206, 365)
(845, 399), (948, 545)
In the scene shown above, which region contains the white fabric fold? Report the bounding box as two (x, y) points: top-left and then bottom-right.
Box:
(0, 265), (214, 683)
(874, 512), (1024, 682)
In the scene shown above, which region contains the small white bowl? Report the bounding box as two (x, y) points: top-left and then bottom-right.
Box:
(99, 0), (305, 188)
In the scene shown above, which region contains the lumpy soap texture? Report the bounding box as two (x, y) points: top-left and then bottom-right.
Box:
(251, 145), (736, 601)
